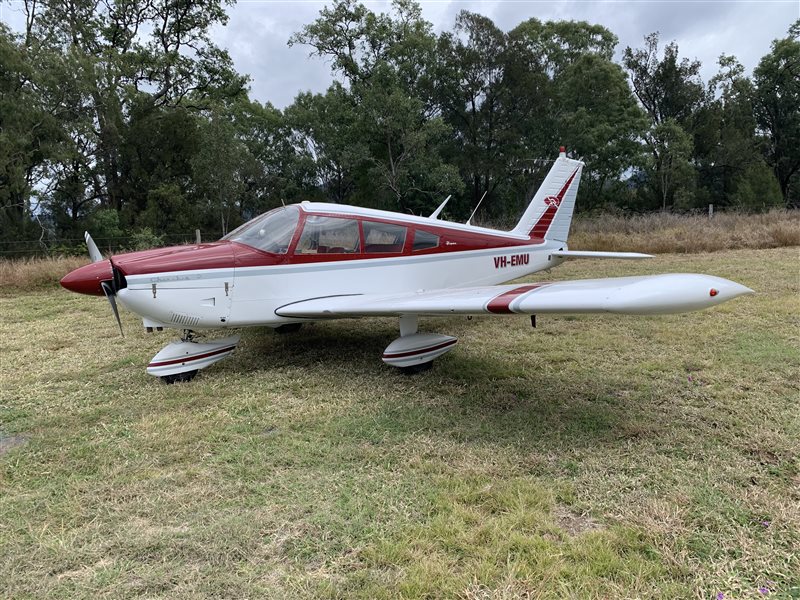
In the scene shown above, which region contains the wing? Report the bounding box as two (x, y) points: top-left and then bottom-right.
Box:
(275, 274), (753, 318)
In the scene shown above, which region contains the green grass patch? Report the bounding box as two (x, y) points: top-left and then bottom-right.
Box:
(1, 247), (799, 598)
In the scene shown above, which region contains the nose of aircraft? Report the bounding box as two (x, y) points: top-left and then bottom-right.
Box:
(60, 259), (113, 296)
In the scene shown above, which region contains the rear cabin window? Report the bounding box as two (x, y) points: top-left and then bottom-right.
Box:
(413, 230), (440, 251)
(363, 222), (407, 253)
(296, 216), (360, 254)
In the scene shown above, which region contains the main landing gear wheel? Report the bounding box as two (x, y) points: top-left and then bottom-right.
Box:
(382, 316), (457, 374)
(160, 369), (198, 384)
(275, 323), (303, 334)
(399, 361), (434, 375)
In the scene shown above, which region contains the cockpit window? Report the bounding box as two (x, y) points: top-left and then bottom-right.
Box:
(222, 206), (300, 254)
(296, 216), (360, 254)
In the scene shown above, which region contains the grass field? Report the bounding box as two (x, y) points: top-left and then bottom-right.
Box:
(1, 247), (798, 599)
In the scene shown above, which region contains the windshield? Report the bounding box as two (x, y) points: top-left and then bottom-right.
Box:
(222, 206), (300, 254)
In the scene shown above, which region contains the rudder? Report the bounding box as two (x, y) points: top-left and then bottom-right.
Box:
(510, 148), (584, 242)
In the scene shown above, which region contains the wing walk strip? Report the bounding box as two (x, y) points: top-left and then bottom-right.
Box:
(486, 283), (550, 314)
(148, 345), (238, 368)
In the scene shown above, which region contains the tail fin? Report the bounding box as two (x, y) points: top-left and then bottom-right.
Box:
(510, 148), (584, 242)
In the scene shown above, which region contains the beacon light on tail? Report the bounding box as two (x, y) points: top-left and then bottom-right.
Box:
(61, 147), (754, 382)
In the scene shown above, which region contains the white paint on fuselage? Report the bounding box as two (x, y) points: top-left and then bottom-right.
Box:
(116, 241), (566, 330)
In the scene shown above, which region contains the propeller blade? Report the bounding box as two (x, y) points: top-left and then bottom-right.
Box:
(101, 281), (124, 337)
(85, 231), (103, 263)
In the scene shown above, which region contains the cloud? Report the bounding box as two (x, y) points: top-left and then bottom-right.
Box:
(214, 0), (795, 109)
(4, 0), (796, 108)
(211, 2), (336, 108)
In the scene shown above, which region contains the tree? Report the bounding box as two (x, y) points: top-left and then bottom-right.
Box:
(435, 12), (513, 218)
(623, 34), (705, 208)
(753, 21), (800, 206)
(502, 19), (632, 215)
(0, 25), (61, 241)
(623, 33), (705, 128)
(693, 55), (761, 207)
(24, 0), (246, 235)
(291, 0), (461, 214)
(285, 85), (367, 203)
(731, 161), (783, 210)
(649, 119), (695, 210)
(556, 54), (647, 207)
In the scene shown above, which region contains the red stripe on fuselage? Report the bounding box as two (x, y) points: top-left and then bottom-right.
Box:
(486, 284), (548, 314)
(105, 205), (551, 279)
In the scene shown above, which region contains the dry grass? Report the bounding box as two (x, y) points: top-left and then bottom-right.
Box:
(0, 255), (87, 293)
(570, 209), (800, 253)
(1, 248), (798, 599)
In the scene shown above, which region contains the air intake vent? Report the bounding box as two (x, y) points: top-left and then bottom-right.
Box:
(170, 313), (200, 327)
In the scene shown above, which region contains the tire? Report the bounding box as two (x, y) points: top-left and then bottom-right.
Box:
(161, 370), (198, 384)
(399, 361), (433, 375)
(274, 323), (303, 334)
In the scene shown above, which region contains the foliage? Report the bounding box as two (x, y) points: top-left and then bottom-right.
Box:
(0, 24), (62, 242)
(128, 227), (166, 251)
(753, 20), (800, 206)
(2, 1), (799, 250)
(731, 161), (784, 210)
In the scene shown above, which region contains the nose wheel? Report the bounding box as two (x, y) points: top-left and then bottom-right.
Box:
(147, 333), (240, 382)
(398, 361), (434, 375)
(160, 370), (198, 384)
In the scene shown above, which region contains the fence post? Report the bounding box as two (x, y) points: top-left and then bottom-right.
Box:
(195, 229), (201, 244)
(708, 204), (714, 219)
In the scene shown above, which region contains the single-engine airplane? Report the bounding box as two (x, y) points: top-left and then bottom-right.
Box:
(61, 148), (753, 382)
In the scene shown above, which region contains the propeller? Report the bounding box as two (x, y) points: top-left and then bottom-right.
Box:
(85, 231), (103, 263)
(101, 281), (124, 337)
(86, 231), (125, 337)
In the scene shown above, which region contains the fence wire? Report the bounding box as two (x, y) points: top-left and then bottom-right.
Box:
(0, 232), (225, 257)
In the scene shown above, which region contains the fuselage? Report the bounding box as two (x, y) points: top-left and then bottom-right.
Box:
(61, 202), (568, 330)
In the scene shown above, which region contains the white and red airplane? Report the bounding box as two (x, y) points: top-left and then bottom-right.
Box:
(61, 148), (753, 382)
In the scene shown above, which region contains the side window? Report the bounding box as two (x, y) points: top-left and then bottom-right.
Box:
(363, 222), (407, 254)
(413, 229), (440, 251)
(296, 216), (360, 254)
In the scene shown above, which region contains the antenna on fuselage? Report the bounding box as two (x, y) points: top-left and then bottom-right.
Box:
(466, 191), (488, 226)
(429, 195), (451, 220)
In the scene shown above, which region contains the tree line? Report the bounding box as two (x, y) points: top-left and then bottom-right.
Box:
(1, 0), (798, 252)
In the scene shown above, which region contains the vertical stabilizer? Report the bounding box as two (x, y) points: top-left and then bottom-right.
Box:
(511, 148), (584, 242)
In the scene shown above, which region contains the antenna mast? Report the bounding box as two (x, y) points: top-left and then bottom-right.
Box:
(466, 191), (488, 226)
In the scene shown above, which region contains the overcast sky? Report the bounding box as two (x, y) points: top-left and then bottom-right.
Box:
(2, 0), (798, 108)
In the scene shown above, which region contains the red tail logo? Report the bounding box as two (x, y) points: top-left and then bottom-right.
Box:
(544, 195), (561, 207)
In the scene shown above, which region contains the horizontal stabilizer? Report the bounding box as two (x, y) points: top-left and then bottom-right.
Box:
(551, 250), (653, 260)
